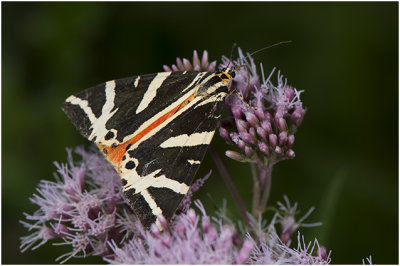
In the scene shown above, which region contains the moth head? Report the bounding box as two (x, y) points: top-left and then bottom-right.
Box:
(216, 67), (237, 85)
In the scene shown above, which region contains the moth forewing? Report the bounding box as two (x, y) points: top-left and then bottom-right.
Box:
(62, 68), (235, 229)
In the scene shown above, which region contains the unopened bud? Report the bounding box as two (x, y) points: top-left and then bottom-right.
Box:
(235, 119), (248, 133)
(157, 214), (170, 232)
(256, 127), (267, 140)
(225, 150), (246, 162)
(219, 127), (230, 143)
(248, 127), (256, 138)
(182, 58), (192, 70)
(206, 226), (217, 242)
(258, 142), (269, 156)
(176, 58), (184, 70)
(192, 50), (200, 68)
(229, 132), (240, 144)
(236, 240), (254, 264)
(288, 135), (295, 147)
(278, 117), (287, 131)
(237, 139), (246, 150)
(279, 131), (288, 145)
(187, 209), (197, 225)
(318, 246), (328, 260)
(231, 106), (243, 119)
(245, 111), (260, 128)
(261, 120), (272, 134)
(274, 146), (283, 155)
(255, 108), (266, 121)
(287, 149), (295, 158)
(269, 134), (278, 148)
(291, 106), (305, 126)
(202, 216), (211, 233)
(175, 221), (186, 237)
(244, 146), (255, 157)
(240, 132), (256, 145)
(284, 86), (295, 101)
(163, 65), (172, 72)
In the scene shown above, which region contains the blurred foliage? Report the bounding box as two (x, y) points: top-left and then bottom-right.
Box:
(2, 2), (397, 264)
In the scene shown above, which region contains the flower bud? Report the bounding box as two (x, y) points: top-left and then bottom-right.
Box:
(193, 65), (201, 71)
(192, 50), (200, 68)
(279, 131), (288, 145)
(269, 134), (277, 148)
(261, 120), (272, 134)
(236, 240), (253, 264)
(175, 221), (186, 237)
(206, 226), (217, 242)
(318, 246), (328, 260)
(176, 58), (184, 70)
(291, 106), (305, 126)
(229, 132), (239, 144)
(244, 146), (254, 158)
(288, 134), (295, 147)
(171, 64), (179, 71)
(258, 142), (269, 156)
(284, 86), (295, 101)
(274, 146), (283, 155)
(265, 112), (273, 121)
(219, 127), (230, 143)
(278, 117), (287, 132)
(255, 108), (266, 121)
(245, 111), (259, 128)
(51, 223), (70, 236)
(182, 58), (192, 70)
(225, 150), (246, 162)
(287, 149), (295, 158)
(240, 132), (256, 145)
(256, 127), (267, 140)
(231, 106), (243, 119)
(40, 225), (59, 240)
(248, 127), (256, 138)
(163, 65), (172, 72)
(237, 139), (246, 150)
(157, 214), (170, 232)
(201, 50), (209, 67)
(208, 61), (217, 72)
(187, 209), (197, 225)
(202, 216), (211, 233)
(235, 119), (249, 133)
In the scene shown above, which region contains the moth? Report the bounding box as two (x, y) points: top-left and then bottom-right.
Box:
(62, 67), (237, 229)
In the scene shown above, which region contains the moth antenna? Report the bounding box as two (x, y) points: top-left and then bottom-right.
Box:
(226, 42), (237, 69)
(244, 40), (292, 61)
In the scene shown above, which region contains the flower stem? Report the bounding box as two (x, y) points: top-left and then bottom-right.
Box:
(209, 145), (249, 227)
(258, 163), (274, 212)
(250, 162), (260, 217)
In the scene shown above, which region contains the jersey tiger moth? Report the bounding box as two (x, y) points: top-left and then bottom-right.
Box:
(62, 66), (237, 229)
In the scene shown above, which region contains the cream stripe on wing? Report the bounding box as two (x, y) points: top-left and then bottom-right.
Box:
(140, 189), (163, 216)
(160, 131), (216, 148)
(123, 167), (189, 194)
(136, 72), (172, 114)
(65, 96), (97, 124)
(89, 80), (119, 142)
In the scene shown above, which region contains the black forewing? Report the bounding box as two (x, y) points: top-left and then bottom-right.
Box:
(62, 71), (211, 145)
(123, 88), (228, 227)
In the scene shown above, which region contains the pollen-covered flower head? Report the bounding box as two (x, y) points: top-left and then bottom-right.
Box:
(218, 47), (306, 163)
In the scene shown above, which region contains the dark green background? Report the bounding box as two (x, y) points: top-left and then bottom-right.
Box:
(2, 2), (398, 264)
